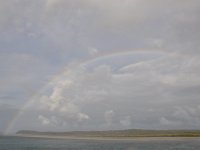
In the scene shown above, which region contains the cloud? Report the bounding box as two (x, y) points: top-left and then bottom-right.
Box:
(104, 110), (115, 126)
(120, 116), (131, 127)
(11, 51), (198, 131)
(159, 105), (200, 129)
(0, 104), (19, 133)
(88, 47), (98, 56)
(38, 115), (50, 126)
(1, 0), (200, 132)
(1, 0), (200, 55)
(159, 117), (179, 127)
(0, 52), (56, 105)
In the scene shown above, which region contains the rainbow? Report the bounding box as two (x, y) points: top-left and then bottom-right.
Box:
(5, 48), (166, 134)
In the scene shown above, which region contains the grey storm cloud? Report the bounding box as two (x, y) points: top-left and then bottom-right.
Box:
(0, 0), (200, 133)
(0, 0), (200, 53)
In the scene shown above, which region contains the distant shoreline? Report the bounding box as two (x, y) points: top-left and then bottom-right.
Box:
(12, 129), (200, 141)
(16, 129), (200, 138)
(11, 134), (200, 141)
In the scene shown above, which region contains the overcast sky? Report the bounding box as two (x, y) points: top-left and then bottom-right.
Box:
(1, 0), (200, 134)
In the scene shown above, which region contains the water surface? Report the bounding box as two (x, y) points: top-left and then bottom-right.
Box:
(0, 136), (200, 150)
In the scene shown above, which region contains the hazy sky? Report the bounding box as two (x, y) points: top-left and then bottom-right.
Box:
(1, 0), (200, 134)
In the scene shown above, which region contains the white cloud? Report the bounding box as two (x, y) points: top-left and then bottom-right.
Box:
(77, 113), (90, 122)
(104, 110), (115, 126)
(38, 115), (50, 126)
(88, 47), (98, 56)
(15, 51), (198, 130)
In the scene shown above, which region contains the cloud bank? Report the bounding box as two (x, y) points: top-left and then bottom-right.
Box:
(13, 51), (200, 131)
(0, 0), (200, 132)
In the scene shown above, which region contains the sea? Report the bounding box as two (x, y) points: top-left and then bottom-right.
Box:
(0, 136), (200, 150)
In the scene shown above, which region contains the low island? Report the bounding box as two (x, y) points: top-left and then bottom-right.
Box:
(16, 129), (200, 140)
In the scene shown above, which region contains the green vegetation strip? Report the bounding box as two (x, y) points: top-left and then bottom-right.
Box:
(16, 129), (200, 137)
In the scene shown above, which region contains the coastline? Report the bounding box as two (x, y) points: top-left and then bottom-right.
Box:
(12, 134), (200, 141)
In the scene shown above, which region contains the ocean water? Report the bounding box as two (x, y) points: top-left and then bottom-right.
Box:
(0, 136), (200, 150)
